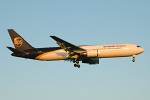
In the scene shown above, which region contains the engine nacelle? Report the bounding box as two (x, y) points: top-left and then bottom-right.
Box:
(82, 58), (99, 64)
(86, 50), (98, 57)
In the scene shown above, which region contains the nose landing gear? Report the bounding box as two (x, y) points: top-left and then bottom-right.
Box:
(132, 55), (136, 62)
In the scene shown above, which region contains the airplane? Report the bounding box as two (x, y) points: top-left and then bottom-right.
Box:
(7, 29), (144, 68)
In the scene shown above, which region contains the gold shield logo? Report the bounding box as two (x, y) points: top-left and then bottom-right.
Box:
(14, 37), (23, 47)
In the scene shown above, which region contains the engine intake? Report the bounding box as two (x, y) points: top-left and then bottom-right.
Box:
(86, 50), (98, 57)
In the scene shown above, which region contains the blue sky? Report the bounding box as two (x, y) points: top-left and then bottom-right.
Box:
(1, 0), (150, 100)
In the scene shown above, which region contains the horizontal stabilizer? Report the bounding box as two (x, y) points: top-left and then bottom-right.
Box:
(7, 47), (25, 54)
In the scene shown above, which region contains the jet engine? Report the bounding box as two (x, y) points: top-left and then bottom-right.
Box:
(81, 50), (98, 57)
(82, 58), (99, 64)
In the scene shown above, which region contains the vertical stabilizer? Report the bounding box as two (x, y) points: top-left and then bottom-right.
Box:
(8, 29), (34, 51)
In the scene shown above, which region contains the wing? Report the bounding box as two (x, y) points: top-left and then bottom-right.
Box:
(50, 35), (86, 54)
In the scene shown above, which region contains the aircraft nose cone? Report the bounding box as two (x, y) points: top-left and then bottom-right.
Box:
(141, 48), (144, 53)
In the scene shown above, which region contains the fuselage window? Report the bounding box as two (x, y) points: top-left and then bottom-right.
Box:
(137, 46), (141, 47)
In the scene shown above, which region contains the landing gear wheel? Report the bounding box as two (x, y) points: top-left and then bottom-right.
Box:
(73, 58), (80, 68)
(77, 65), (80, 68)
(132, 59), (135, 62)
(73, 59), (76, 63)
(74, 64), (80, 68)
(132, 55), (136, 62)
(74, 64), (77, 67)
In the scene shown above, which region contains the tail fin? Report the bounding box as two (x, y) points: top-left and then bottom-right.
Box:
(8, 29), (34, 51)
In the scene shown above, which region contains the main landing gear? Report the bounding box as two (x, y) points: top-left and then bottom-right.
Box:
(74, 64), (80, 68)
(73, 59), (80, 68)
(132, 55), (136, 62)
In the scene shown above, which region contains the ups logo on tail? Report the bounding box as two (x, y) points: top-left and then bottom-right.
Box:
(14, 37), (23, 47)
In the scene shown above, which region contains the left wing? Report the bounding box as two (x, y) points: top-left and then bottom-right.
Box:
(50, 35), (86, 54)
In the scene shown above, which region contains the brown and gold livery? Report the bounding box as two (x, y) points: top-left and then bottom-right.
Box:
(7, 29), (144, 68)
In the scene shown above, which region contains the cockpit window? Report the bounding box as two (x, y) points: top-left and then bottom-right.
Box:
(137, 46), (141, 47)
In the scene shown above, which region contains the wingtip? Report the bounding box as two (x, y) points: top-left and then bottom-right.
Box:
(6, 46), (10, 48)
(7, 29), (13, 31)
(50, 35), (55, 37)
